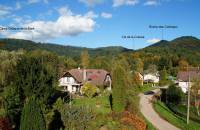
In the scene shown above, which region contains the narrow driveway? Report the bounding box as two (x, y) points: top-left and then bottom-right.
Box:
(139, 90), (180, 130)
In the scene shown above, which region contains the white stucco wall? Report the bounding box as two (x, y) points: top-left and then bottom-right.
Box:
(144, 74), (159, 83)
(178, 81), (191, 93)
(59, 76), (80, 93)
(59, 77), (76, 86)
(105, 75), (112, 91)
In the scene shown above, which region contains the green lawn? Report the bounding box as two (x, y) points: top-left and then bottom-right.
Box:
(153, 101), (200, 130)
(72, 95), (111, 114)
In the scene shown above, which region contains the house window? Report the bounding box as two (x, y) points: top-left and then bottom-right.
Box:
(67, 77), (70, 82)
(106, 76), (110, 81)
(64, 86), (68, 92)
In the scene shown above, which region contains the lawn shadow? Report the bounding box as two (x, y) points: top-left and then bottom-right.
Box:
(48, 110), (65, 130)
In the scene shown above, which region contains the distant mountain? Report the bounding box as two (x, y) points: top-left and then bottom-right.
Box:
(137, 36), (200, 66)
(0, 38), (132, 57)
(148, 40), (169, 47)
(146, 36), (200, 50)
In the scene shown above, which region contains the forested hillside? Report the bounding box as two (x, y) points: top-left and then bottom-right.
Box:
(0, 38), (131, 57)
(135, 36), (200, 70)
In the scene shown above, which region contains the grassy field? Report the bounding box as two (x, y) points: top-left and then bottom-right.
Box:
(153, 101), (200, 130)
(72, 95), (111, 114)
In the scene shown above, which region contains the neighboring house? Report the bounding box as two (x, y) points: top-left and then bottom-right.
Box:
(177, 70), (200, 93)
(143, 72), (159, 83)
(133, 72), (143, 86)
(59, 68), (112, 93)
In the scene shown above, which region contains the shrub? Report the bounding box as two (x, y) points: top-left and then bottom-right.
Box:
(62, 106), (93, 130)
(166, 84), (184, 104)
(81, 83), (98, 98)
(20, 96), (46, 130)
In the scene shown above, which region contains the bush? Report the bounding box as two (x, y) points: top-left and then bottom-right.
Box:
(81, 83), (98, 98)
(62, 106), (93, 130)
(166, 84), (184, 104)
(20, 96), (46, 130)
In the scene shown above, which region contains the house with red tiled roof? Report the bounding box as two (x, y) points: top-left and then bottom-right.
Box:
(177, 70), (200, 93)
(59, 68), (112, 94)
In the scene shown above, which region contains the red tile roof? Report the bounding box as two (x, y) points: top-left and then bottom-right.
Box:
(177, 70), (200, 82)
(63, 69), (110, 86)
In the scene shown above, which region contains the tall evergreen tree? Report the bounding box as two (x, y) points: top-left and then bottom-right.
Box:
(20, 96), (46, 130)
(15, 55), (55, 104)
(112, 63), (127, 112)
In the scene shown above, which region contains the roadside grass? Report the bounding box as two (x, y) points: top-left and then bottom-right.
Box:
(168, 103), (200, 122)
(72, 95), (111, 114)
(143, 116), (156, 130)
(153, 101), (200, 130)
(135, 84), (156, 93)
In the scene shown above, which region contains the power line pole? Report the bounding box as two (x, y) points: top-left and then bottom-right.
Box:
(187, 66), (191, 124)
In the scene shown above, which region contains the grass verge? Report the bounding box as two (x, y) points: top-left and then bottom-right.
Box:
(143, 117), (156, 130)
(153, 101), (200, 130)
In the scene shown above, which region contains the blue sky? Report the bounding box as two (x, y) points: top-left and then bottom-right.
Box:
(0, 0), (199, 49)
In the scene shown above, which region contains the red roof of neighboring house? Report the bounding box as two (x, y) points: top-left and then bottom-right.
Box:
(62, 69), (111, 86)
(177, 70), (200, 82)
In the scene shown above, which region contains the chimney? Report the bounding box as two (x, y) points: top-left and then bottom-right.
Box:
(83, 69), (87, 82)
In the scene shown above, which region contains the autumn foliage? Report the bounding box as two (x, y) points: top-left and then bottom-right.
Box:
(0, 117), (12, 130)
(121, 111), (146, 130)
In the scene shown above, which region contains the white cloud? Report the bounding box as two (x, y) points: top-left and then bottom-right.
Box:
(16, 2), (22, 10)
(3, 9), (96, 41)
(79, 0), (104, 6)
(144, 0), (159, 6)
(85, 11), (98, 18)
(101, 12), (112, 19)
(28, 0), (40, 4)
(57, 6), (73, 16)
(0, 4), (12, 17)
(113, 0), (139, 7)
(146, 38), (160, 44)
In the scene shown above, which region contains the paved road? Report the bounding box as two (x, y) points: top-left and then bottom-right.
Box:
(139, 90), (180, 130)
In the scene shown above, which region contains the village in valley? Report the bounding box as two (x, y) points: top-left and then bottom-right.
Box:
(0, 0), (200, 130)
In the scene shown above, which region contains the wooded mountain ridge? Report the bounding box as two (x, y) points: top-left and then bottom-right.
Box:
(0, 38), (132, 57)
(0, 36), (200, 60)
